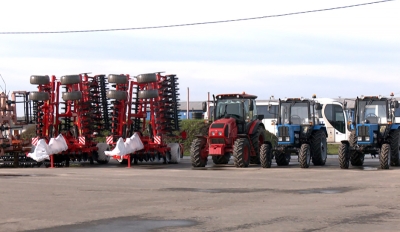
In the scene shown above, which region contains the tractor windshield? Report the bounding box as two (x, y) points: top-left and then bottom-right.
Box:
(215, 98), (245, 120)
(357, 100), (387, 124)
(280, 102), (309, 125)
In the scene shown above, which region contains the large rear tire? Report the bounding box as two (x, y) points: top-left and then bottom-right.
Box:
(30, 75), (50, 85)
(260, 143), (272, 168)
(233, 138), (250, 168)
(299, 143), (311, 168)
(275, 151), (290, 166)
(250, 126), (265, 164)
(190, 138), (207, 167)
(379, 144), (391, 169)
(338, 143), (349, 169)
(388, 129), (400, 166)
(310, 130), (327, 166)
(212, 154), (230, 164)
(350, 152), (364, 166)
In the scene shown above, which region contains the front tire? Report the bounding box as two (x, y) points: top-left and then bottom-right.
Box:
(260, 144), (272, 168)
(190, 138), (207, 167)
(338, 143), (349, 169)
(299, 144), (311, 168)
(379, 144), (391, 169)
(233, 138), (250, 168)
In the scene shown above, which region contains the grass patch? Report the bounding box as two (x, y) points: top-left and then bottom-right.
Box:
(327, 143), (339, 155)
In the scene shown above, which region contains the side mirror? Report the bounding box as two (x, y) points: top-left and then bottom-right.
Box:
(343, 101), (347, 110)
(315, 103), (322, 110)
(249, 100), (254, 111)
(393, 101), (399, 108)
(257, 114), (264, 120)
(202, 101), (207, 112)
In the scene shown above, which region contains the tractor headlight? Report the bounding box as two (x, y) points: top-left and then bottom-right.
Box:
(285, 137), (290, 141)
(358, 137), (363, 141)
(278, 137), (283, 141)
(218, 131), (222, 136)
(365, 137), (370, 142)
(302, 126), (309, 135)
(211, 131), (215, 136)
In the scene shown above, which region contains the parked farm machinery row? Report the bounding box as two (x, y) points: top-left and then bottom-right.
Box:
(21, 72), (183, 168)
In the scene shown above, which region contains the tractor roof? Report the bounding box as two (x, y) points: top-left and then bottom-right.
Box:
(280, 98), (313, 103)
(216, 92), (257, 100)
(357, 96), (389, 101)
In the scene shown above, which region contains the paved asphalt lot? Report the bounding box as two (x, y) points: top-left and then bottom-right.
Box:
(1, 156), (400, 232)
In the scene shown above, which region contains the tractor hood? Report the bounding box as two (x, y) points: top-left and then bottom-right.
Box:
(209, 117), (238, 139)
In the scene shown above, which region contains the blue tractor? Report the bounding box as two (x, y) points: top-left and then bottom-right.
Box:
(339, 95), (400, 169)
(262, 96), (327, 168)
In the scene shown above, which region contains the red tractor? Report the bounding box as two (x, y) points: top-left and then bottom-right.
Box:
(190, 92), (272, 168)
(0, 91), (34, 167)
(28, 74), (110, 167)
(105, 72), (185, 166)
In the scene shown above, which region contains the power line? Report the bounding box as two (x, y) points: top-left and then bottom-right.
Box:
(0, 0), (395, 34)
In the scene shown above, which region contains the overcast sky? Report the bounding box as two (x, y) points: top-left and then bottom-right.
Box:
(1, 0), (399, 102)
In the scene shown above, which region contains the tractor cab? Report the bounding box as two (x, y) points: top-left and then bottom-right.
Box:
(277, 97), (323, 146)
(350, 96), (399, 146)
(212, 93), (260, 134)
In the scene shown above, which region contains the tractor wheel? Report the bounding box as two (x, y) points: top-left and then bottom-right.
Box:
(310, 130), (327, 166)
(30, 75), (50, 85)
(250, 126), (265, 164)
(349, 131), (357, 147)
(388, 129), (400, 166)
(338, 143), (349, 169)
(167, 143), (181, 164)
(29, 91), (49, 101)
(379, 144), (391, 169)
(233, 138), (250, 168)
(138, 90), (159, 99)
(60, 75), (80, 85)
(260, 143), (272, 168)
(106, 90), (127, 100)
(212, 154), (230, 165)
(137, 73), (157, 83)
(62, 91), (82, 101)
(299, 143), (311, 168)
(350, 152), (364, 166)
(108, 74), (128, 84)
(190, 138), (207, 167)
(275, 151), (290, 166)
(96, 143), (110, 164)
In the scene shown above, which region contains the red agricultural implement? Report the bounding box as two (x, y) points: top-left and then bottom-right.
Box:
(28, 74), (110, 167)
(0, 91), (35, 167)
(105, 72), (185, 167)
